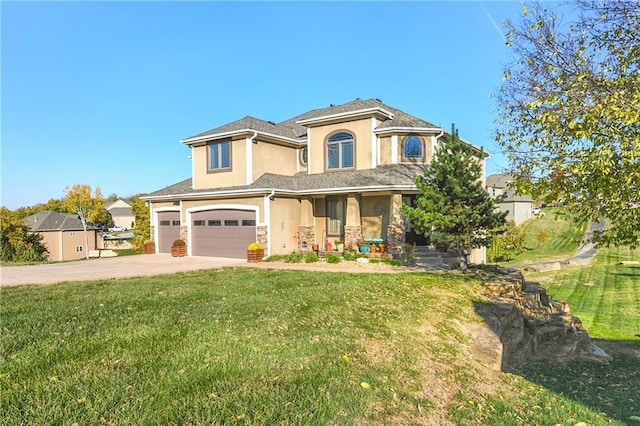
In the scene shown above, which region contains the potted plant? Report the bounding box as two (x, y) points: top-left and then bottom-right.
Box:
(171, 239), (187, 257)
(358, 240), (370, 253)
(325, 241), (332, 252)
(143, 239), (155, 254)
(370, 244), (377, 254)
(247, 242), (264, 263)
(335, 239), (344, 252)
(378, 243), (386, 253)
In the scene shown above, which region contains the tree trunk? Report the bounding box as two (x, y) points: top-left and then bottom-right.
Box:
(80, 215), (89, 260)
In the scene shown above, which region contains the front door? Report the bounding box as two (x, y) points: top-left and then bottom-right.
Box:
(403, 195), (431, 246)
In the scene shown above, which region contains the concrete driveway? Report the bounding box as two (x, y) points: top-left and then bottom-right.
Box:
(0, 254), (246, 287)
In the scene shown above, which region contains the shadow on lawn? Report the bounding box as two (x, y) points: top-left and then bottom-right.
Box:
(471, 290), (640, 423)
(518, 339), (640, 424)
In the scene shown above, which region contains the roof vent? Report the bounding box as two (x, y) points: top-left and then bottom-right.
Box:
(268, 120), (275, 125)
(330, 104), (335, 107)
(375, 98), (382, 102)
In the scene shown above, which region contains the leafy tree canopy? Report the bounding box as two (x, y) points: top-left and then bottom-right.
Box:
(0, 207), (49, 262)
(401, 125), (507, 267)
(496, 1), (640, 248)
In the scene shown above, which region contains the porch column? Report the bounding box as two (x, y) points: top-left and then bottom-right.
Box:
(297, 197), (316, 250)
(344, 193), (362, 249)
(387, 192), (406, 256)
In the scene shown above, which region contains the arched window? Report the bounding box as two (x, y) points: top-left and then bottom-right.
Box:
(402, 135), (424, 161)
(327, 132), (354, 169)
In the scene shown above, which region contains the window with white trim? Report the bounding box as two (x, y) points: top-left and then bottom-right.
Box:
(327, 132), (354, 169)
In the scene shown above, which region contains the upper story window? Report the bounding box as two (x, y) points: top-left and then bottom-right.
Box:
(299, 147), (308, 166)
(327, 132), (354, 170)
(208, 140), (231, 171)
(402, 135), (424, 162)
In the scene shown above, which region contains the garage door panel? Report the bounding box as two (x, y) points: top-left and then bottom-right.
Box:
(157, 212), (181, 253)
(192, 210), (256, 258)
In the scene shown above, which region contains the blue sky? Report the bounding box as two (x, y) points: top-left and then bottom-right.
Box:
(2, 1), (526, 210)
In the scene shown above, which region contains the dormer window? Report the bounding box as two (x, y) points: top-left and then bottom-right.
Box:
(208, 140), (231, 171)
(327, 132), (354, 170)
(402, 135), (424, 162)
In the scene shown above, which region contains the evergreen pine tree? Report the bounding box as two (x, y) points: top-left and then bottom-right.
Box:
(401, 124), (507, 268)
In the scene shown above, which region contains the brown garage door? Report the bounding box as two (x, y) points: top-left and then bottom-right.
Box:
(158, 211), (181, 253)
(192, 210), (256, 258)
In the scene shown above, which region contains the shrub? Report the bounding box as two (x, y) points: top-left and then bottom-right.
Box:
(343, 250), (358, 261)
(326, 253), (341, 264)
(284, 251), (303, 263)
(304, 251), (319, 263)
(247, 242), (262, 251)
(535, 230), (550, 244)
(172, 239), (186, 247)
(265, 254), (287, 262)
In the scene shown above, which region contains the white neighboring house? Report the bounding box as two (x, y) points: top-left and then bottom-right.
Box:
(486, 174), (534, 225)
(106, 199), (135, 230)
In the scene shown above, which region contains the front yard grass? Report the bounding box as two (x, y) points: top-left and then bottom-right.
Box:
(1, 261), (638, 424)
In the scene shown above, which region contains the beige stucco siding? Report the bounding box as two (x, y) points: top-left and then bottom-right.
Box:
(252, 142), (299, 179)
(308, 118), (374, 173)
(41, 230), (97, 261)
(378, 135), (392, 165)
(268, 197), (302, 255)
(182, 197), (266, 223)
(361, 195), (391, 240)
(192, 137), (248, 190)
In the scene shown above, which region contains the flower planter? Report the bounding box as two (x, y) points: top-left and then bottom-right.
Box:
(171, 245), (187, 257)
(359, 244), (370, 253)
(336, 243), (344, 252)
(247, 249), (264, 263)
(143, 242), (155, 254)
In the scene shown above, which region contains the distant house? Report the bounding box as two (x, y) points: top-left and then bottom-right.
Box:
(24, 211), (99, 261)
(106, 199), (135, 230)
(486, 174), (534, 225)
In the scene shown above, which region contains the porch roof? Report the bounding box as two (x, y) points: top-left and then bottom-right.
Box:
(143, 164), (426, 201)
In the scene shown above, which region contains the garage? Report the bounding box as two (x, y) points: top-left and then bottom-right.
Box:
(157, 211), (181, 253)
(191, 210), (257, 258)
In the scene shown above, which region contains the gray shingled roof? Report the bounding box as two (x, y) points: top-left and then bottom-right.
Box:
(486, 173), (534, 202)
(185, 116), (303, 142)
(145, 164), (426, 199)
(24, 211), (99, 231)
(184, 98), (442, 143)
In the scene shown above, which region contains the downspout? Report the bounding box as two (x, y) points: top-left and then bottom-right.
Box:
(432, 129), (444, 161)
(264, 189), (276, 258)
(247, 132), (258, 185)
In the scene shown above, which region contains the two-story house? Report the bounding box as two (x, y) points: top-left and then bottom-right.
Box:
(143, 98), (488, 262)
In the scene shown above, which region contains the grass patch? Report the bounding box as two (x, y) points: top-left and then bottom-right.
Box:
(505, 207), (587, 265)
(523, 246), (640, 341)
(0, 269), (484, 424)
(2, 258), (638, 424)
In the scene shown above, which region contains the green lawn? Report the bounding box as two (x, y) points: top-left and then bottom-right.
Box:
(1, 262), (638, 424)
(505, 207), (587, 265)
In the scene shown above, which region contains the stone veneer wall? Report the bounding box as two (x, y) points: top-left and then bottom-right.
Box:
(386, 224), (405, 257)
(256, 226), (268, 247)
(180, 226), (188, 242)
(344, 225), (363, 250)
(297, 226), (315, 251)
